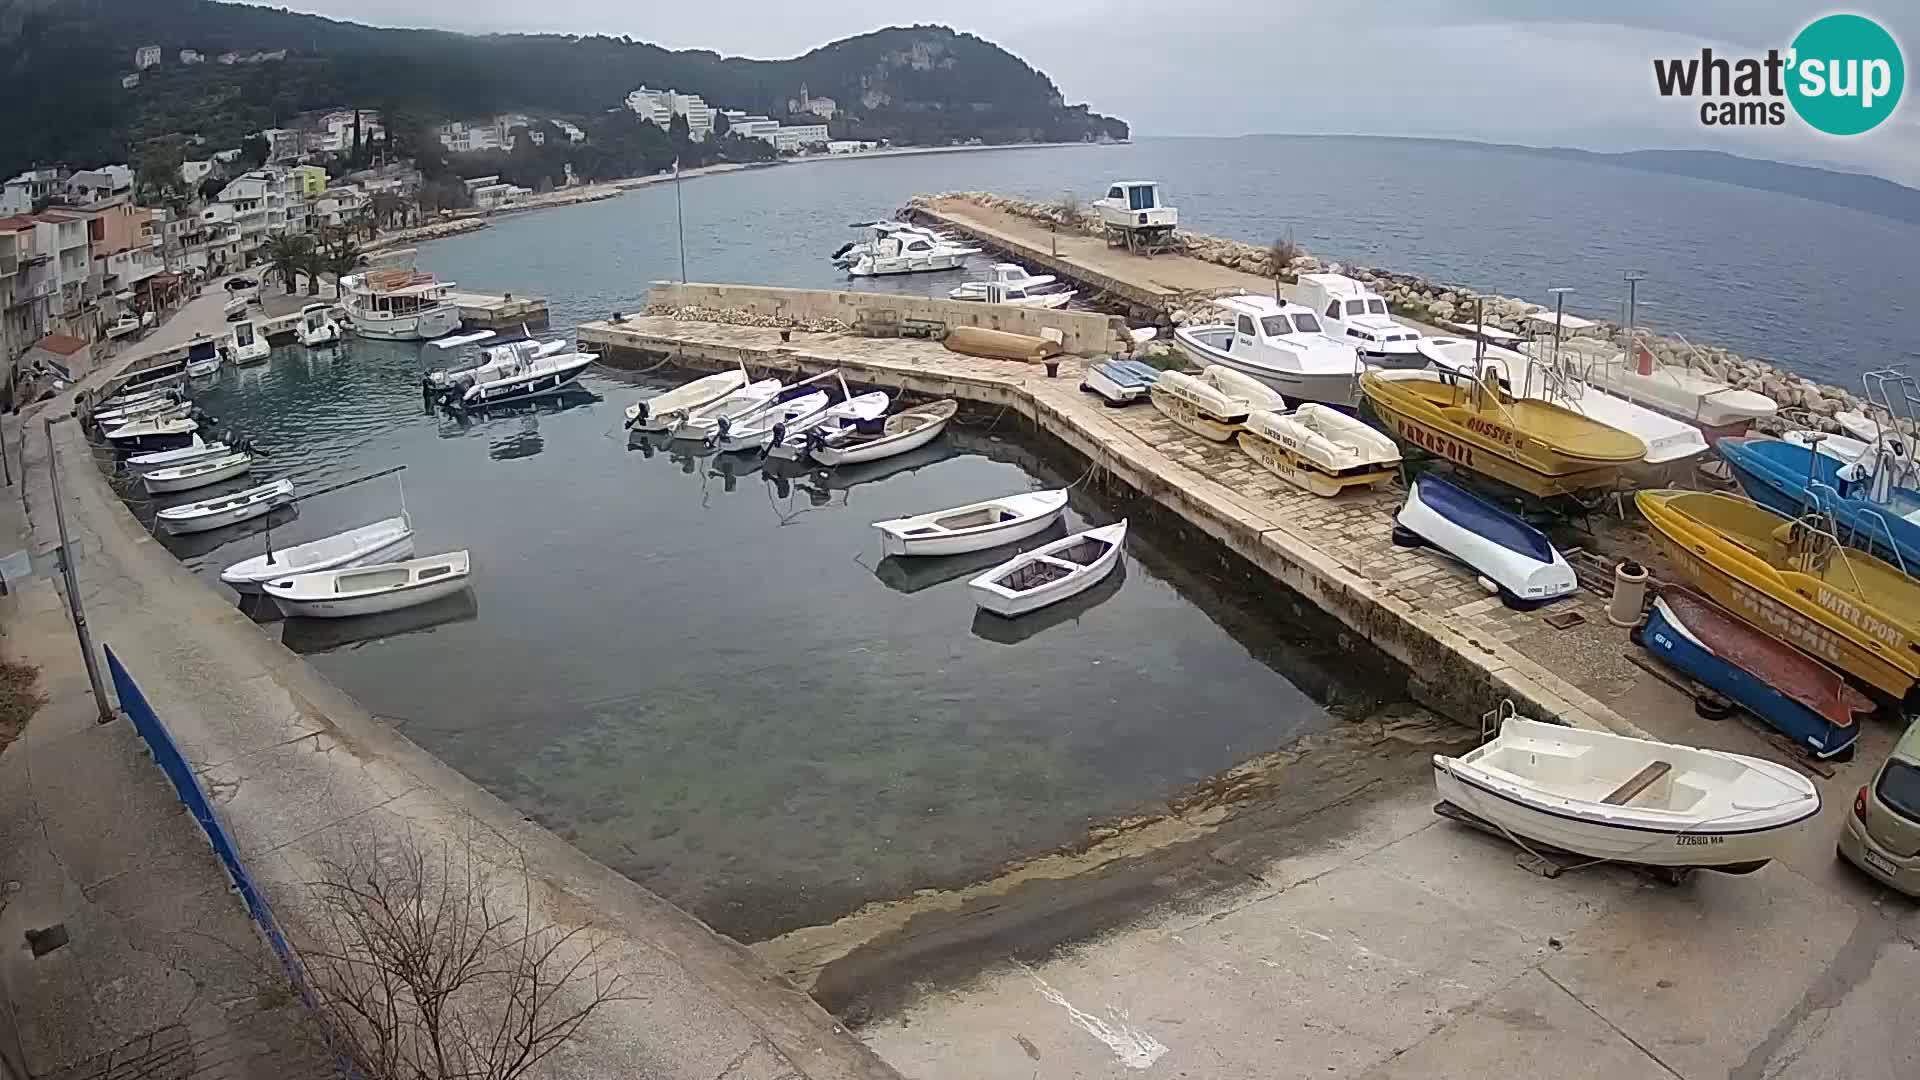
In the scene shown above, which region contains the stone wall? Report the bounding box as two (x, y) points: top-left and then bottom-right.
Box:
(913, 192), (1894, 437)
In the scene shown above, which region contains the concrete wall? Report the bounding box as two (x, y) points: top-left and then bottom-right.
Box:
(645, 281), (1131, 357)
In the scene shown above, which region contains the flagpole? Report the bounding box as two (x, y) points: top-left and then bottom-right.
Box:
(674, 158), (688, 283)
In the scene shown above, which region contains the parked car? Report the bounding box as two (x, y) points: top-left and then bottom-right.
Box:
(1838, 718), (1920, 896)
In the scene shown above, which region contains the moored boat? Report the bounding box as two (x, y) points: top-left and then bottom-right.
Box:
(762, 391), (891, 459)
(874, 489), (1070, 557)
(104, 415), (198, 452)
(297, 303), (341, 347)
(625, 370), (749, 432)
(229, 318), (269, 366)
(341, 268), (461, 341)
(1393, 474), (1576, 607)
(156, 478), (294, 535)
(1433, 717), (1821, 873)
(806, 399), (956, 467)
(1239, 404), (1400, 496)
(968, 521), (1128, 618)
(263, 550), (471, 619)
(142, 452), (253, 495)
(1640, 587), (1867, 760)
(127, 437), (229, 476)
(708, 390), (831, 453)
(220, 516), (416, 594)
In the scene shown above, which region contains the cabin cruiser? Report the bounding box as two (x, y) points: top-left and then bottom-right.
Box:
(950, 263), (1068, 300)
(1295, 273), (1424, 367)
(228, 317), (269, 366)
(832, 221), (967, 267)
(297, 303), (341, 347)
(425, 332), (593, 408)
(1172, 295), (1364, 407)
(341, 268), (461, 340)
(845, 230), (980, 277)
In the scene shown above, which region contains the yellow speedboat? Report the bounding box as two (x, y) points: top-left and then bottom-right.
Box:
(1360, 368), (1645, 497)
(1637, 489), (1920, 702)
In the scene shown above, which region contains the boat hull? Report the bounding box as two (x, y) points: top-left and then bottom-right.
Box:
(1396, 475), (1576, 606)
(460, 356), (594, 408)
(1083, 360), (1157, 405)
(349, 306), (461, 341)
(143, 455), (252, 495)
(811, 414), (949, 467)
(1719, 437), (1920, 571)
(1172, 328), (1361, 408)
(159, 496), (283, 535)
(270, 572), (468, 619)
(1237, 428), (1394, 497)
(221, 522), (415, 594)
(876, 492), (1070, 557)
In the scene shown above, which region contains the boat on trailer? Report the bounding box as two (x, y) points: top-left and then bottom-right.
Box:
(1083, 359), (1161, 405)
(874, 489), (1070, 557)
(625, 370), (749, 432)
(1238, 404), (1400, 496)
(1433, 717), (1821, 874)
(1393, 474), (1577, 608)
(157, 478), (294, 535)
(222, 516), (416, 595)
(969, 521), (1128, 618)
(263, 550), (471, 619)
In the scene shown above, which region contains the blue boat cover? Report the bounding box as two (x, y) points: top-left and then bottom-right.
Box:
(1092, 359), (1160, 388)
(1418, 475), (1554, 563)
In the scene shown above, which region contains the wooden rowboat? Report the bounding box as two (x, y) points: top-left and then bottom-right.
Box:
(264, 550), (471, 619)
(808, 399), (957, 467)
(874, 489), (1069, 557)
(968, 521), (1127, 618)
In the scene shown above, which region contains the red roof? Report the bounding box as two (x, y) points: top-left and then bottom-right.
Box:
(33, 209), (86, 223)
(0, 214), (36, 231)
(32, 334), (88, 356)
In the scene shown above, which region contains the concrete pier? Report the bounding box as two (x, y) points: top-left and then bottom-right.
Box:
(579, 308), (1642, 738)
(450, 290), (550, 329)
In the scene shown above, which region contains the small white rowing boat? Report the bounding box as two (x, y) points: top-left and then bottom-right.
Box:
(263, 550), (471, 619)
(142, 452), (253, 495)
(1433, 717), (1820, 873)
(626, 370), (750, 432)
(94, 394), (181, 427)
(765, 391), (893, 459)
(1238, 405), (1401, 496)
(668, 379), (788, 441)
(220, 516), (416, 594)
(156, 478), (294, 535)
(874, 489), (1069, 557)
(808, 399), (958, 467)
(127, 438), (229, 476)
(710, 390), (832, 453)
(969, 521), (1128, 618)
(105, 416), (198, 451)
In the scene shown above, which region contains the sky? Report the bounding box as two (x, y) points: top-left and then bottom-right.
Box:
(257, 1), (1920, 184)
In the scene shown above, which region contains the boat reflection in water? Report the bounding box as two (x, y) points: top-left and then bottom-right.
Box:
(280, 588), (480, 655)
(710, 451), (767, 492)
(873, 518), (1071, 594)
(794, 441), (957, 501)
(970, 559), (1127, 645)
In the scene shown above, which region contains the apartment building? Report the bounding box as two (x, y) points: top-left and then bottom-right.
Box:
(625, 86), (715, 140)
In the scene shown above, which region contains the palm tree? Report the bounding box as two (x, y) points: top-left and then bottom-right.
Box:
(317, 226), (365, 288)
(263, 233), (316, 294)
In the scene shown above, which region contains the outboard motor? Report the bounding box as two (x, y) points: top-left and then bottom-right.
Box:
(764, 422), (788, 457)
(831, 241), (856, 262)
(627, 399), (648, 429)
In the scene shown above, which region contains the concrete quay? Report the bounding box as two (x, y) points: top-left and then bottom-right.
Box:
(579, 311), (1641, 738)
(448, 289), (550, 329)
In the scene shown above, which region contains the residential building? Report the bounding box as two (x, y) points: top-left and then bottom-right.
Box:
(311, 187), (368, 231)
(721, 111), (780, 141)
(215, 168), (304, 257)
(26, 334), (92, 381)
(471, 182), (530, 211)
(721, 112), (827, 152)
(258, 128), (303, 164)
(313, 110), (384, 155)
(787, 85), (838, 120)
(0, 217), (54, 387)
(85, 195), (163, 297)
(772, 124), (830, 152)
(179, 159), (215, 187)
(553, 120), (587, 143)
(121, 73), (140, 89)
(291, 165), (328, 198)
(183, 203), (241, 273)
(460, 175), (502, 196)
(134, 45), (162, 70)
(437, 121), (503, 154)
(26, 210), (96, 335)
(180, 49), (204, 64)
(625, 86), (715, 141)
(4, 168), (67, 213)
(67, 165), (133, 202)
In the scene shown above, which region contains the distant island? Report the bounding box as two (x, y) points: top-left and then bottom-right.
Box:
(0, 0), (1128, 180)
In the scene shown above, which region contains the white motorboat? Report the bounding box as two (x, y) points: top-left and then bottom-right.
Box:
(128, 438), (231, 475)
(1580, 344), (1777, 438)
(659, 378), (785, 439)
(221, 516), (416, 594)
(187, 355), (222, 379)
(1433, 717), (1821, 873)
(832, 221), (967, 267)
(1393, 474), (1576, 607)
(94, 392), (182, 427)
(874, 489), (1070, 557)
(297, 303), (341, 347)
(106, 314), (142, 340)
(763, 391), (892, 459)
(262, 550), (470, 619)
(341, 268), (461, 341)
(98, 384), (175, 412)
(949, 264), (1062, 301)
(1150, 368), (1279, 442)
(969, 521), (1128, 618)
(142, 452), (253, 495)
(185, 334), (222, 379)
(1294, 273), (1425, 366)
(626, 370), (750, 432)
(954, 281), (1073, 309)
(104, 401), (191, 430)
(1238, 404), (1401, 496)
(845, 230), (979, 277)
(429, 338), (595, 408)
(1172, 295), (1364, 407)
(808, 399), (958, 467)
(222, 295), (250, 322)
(156, 478), (294, 535)
(1083, 359), (1160, 405)
(104, 416), (198, 451)
(709, 391), (832, 453)
(229, 318), (270, 366)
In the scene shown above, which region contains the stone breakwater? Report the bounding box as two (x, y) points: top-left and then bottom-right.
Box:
(366, 217), (490, 251)
(642, 303), (852, 334)
(912, 192), (1897, 437)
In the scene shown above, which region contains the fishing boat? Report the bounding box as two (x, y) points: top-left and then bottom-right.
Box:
(624, 370), (749, 432)
(1294, 273), (1426, 367)
(969, 521), (1128, 618)
(156, 478), (295, 535)
(263, 550), (471, 619)
(341, 269), (461, 341)
(943, 326), (1063, 363)
(1238, 404), (1400, 496)
(874, 489), (1071, 557)
(1172, 295), (1364, 407)
(1082, 359), (1160, 405)
(103, 415), (198, 452)
(221, 516), (416, 594)
(127, 437), (230, 476)
(228, 318), (269, 366)
(1636, 489), (1920, 703)
(1433, 717), (1821, 873)
(709, 391), (834, 453)
(297, 303), (341, 347)
(1393, 474), (1576, 607)
(142, 452), (253, 495)
(1581, 343), (1777, 440)
(1359, 368), (1645, 498)
(807, 399), (957, 467)
(1150, 368), (1280, 441)
(1717, 436), (1920, 571)
(1640, 588), (1867, 760)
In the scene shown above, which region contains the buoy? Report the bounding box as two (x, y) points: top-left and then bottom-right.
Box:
(1608, 559), (1649, 627)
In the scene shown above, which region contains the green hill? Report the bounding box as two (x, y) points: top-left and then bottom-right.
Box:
(0, 0), (1127, 174)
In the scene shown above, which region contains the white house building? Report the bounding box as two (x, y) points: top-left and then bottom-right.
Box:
(179, 159), (215, 187)
(134, 45), (162, 69)
(66, 165), (133, 202)
(180, 49), (204, 64)
(625, 86), (715, 141)
(772, 124), (830, 152)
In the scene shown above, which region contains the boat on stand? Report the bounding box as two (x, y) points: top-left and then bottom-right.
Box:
(1238, 404), (1400, 497)
(1150, 366), (1286, 442)
(1172, 295), (1365, 407)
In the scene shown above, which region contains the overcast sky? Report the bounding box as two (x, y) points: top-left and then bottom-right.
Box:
(259, 1), (1920, 184)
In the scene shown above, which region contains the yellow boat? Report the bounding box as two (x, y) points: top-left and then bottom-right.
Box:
(1360, 368), (1645, 497)
(1637, 489), (1920, 702)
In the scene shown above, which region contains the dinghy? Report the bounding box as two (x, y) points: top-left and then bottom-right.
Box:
(625, 370), (749, 432)
(127, 438), (230, 476)
(263, 550), (471, 619)
(1393, 474), (1576, 607)
(969, 521), (1128, 618)
(808, 399), (958, 467)
(1082, 359), (1160, 405)
(104, 415), (198, 452)
(93, 393), (181, 427)
(1150, 368), (1263, 442)
(142, 452), (253, 495)
(1433, 717), (1821, 873)
(874, 489), (1070, 557)
(1238, 405), (1401, 496)
(762, 391), (893, 459)
(649, 378), (783, 438)
(220, 516), (416, 594)
(678, 386), (813, 444)
(156, 478), (294, 535)
(103, 402), (190, 430)
(708, 390), (851, 453)
(98, 384), (175, 412)
(1640, 588), (1866, 760)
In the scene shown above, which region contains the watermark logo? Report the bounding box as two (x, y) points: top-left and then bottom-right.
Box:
(1652, 13), (1904, 134)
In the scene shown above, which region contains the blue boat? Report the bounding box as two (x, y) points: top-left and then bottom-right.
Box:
(1392, 474), (1576, 608)
(1082, 359), (1160, 405)
(1641, 588), (1866, 760)
(1717, 436), (1920, 572)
